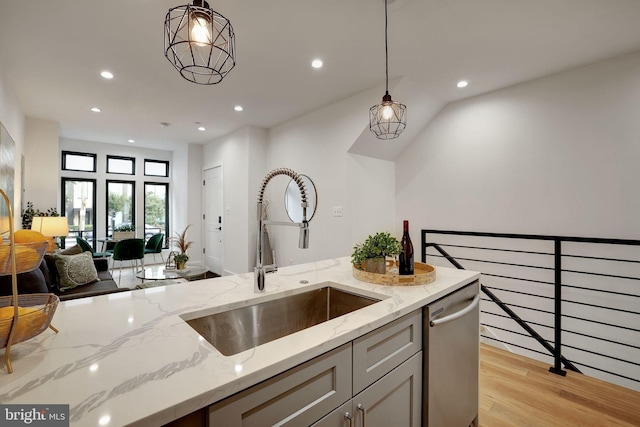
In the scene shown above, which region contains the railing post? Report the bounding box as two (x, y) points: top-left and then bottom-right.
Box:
(550, 238), (567, 376)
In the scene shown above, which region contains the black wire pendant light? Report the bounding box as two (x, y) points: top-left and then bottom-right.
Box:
(164, 0), (236, 85)
(369, 0), (406, 139)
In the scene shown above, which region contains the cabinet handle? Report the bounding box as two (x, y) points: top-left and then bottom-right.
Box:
(357, 404), (367, 426)
(344, 411), (354, 427)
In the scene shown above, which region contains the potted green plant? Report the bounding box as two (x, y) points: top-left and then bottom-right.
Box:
(113, 224), (135, 240)
(170, 225), (193, 270)
(21, 201), (59, 230)
(173, 253), (189, 270)
(351, 232), (402, 274)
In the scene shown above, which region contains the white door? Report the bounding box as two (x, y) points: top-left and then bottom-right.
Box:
(204, 166), (223, 275)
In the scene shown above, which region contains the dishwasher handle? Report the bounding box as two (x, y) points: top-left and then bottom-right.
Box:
(430, 293), (480, 327)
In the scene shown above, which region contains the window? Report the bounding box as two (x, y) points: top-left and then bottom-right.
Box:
(62, 151), (97, 172)
(144, 159), (169, 177)
(107, 155), (135, 175)
(61, 178), (96, 248)
(107, 180), (135, 236)
(144, 182), (169, 244)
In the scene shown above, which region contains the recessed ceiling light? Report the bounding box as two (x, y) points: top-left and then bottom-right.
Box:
(311, 59), (323, 69)
(128, 139), (135, 143)
(100, 70), (114, 79)
(234, 105), (243, 112)
(457, 80), (468, 88)
(198, 126), (206, 131)
(90, 107), (101, 113)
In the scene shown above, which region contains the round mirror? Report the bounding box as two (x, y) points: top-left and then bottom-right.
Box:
(285, 174), (317, 222)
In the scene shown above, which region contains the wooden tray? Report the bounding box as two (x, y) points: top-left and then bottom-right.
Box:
(353, 261), (436, 286)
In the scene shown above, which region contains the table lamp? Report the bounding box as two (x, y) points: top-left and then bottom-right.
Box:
(31, 217), (69, 252)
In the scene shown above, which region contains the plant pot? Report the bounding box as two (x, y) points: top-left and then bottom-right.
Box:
(364, 257), (386, 274)
(176, 261), (187, 270)
(113, 231), (135, 240)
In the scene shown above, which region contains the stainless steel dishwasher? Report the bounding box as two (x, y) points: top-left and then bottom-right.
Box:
(423, 280), (480, 427)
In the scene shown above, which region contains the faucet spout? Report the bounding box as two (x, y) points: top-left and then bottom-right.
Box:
(255, 168), (310, 293)
(299, 220), (309, 249)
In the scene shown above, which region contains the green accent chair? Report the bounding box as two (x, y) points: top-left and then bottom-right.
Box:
(77, 237), (111, 259)
(111, 238), (145, 285)
(144, 233), (165, 264)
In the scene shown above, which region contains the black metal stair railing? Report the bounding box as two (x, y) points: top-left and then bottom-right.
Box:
(425, 241), (580, 374)
(421, 229), (640, 388)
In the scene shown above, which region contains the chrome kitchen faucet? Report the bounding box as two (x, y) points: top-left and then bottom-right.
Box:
(255, 168), (309, 293)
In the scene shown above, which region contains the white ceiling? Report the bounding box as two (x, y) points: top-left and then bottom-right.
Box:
(1, 0), (640, 152)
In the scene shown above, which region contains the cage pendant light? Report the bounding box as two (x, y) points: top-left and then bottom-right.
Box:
(164, 0), (236, 85)
(369, 0), (406, 139)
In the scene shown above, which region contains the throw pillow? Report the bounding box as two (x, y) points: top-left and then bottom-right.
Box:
(52, 251), (100, 292)
(60, 244), (82, 255)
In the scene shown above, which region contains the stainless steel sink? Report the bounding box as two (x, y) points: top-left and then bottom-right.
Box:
(184, 285), (381, 356)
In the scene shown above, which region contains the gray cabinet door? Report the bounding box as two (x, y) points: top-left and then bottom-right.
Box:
(208, 343), (352, 427)
(353, 352), (422, 427)
(310, 401), (354, 427)
(352, 309), (422, 394)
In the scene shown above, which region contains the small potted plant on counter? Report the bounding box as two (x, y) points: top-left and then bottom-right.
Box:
(170, 225), (193, 270)
(351, 232), (402, 274)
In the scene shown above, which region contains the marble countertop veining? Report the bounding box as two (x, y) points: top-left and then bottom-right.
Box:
(0, 257), (479, 426)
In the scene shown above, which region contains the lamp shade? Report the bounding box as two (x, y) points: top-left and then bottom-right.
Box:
(368, 0), (407, 140)
(369, 93), (407, 140)
(164, 0), (236, 85)
(31, 217), (69, 237)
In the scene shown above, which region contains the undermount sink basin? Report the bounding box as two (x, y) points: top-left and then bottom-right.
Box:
(183, 284), (382, 356)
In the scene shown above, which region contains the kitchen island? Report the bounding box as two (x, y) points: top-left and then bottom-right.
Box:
(0, 257), (479, 426)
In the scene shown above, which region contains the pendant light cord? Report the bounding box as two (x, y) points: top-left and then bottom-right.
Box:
(384, 0), (389, 95)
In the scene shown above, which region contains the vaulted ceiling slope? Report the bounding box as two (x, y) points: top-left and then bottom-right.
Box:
(1, 0), (640, 152)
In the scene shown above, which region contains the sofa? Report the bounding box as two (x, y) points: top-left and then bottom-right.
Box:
(0, 254), (131, 301)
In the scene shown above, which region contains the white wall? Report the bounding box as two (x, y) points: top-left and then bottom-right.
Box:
(204, 126), (267, 275)
(396, 51), (640, 239)
(267, 89), (396, 267)
(200, 88), (398, 273)
(0, 64), (25, 223)
(0, 65), (24, 150)
(187, 144), (204, 263)
(247, 127), (268, 270)
(396, 51), (640, 391)
(23, 117), (59, 210)
(171, 143), (203, 263)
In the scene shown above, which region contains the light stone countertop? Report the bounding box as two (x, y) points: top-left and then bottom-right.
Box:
(0, 257), (479, 426)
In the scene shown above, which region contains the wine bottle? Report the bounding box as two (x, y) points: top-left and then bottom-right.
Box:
(399, 220), (414, 275)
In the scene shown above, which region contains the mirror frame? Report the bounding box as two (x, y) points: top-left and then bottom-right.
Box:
(285, 174), (317, 222)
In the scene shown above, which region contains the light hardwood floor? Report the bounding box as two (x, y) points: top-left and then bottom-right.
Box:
(480, 344), (640, 426)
